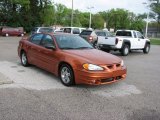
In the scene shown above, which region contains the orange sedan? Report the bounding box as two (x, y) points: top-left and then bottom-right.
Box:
(18, 33), (127, 86)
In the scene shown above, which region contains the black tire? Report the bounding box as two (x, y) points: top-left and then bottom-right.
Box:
(143, 43), (150, 54)
(105, 49), (110, 53)
(21, 51), (29, 67)
(121, 44), (130, 56)
(59, 64), (75, 86)
(93, 41), (98, 49)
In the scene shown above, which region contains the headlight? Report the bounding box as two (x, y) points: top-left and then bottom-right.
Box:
(83, 64), (104, 71)
(121, 60), (124, 67)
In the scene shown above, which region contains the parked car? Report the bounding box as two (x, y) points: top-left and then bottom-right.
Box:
(1, 27), (25, 37)
(79, 29), (98, 48)
(63, 27), (86, 35)
(98, 30), (150, 56)
(95, 30), (115, 52)
(18, 33), (127, 86)
(31, 27), (54, 35)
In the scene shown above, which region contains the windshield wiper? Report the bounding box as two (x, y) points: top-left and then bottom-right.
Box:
(77, 47), (93, 49)
(61, 47), (77, 50)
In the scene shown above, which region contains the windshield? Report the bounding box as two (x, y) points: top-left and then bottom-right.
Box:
(95, 31), (114, 37)
(80, 30), (92, 35)
(95, 31), (106, 36)
(54, 35), (93, 50)
(39, 28), (54, 33)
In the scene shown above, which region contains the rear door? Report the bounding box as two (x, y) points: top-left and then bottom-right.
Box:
(27, 34), (44, 66)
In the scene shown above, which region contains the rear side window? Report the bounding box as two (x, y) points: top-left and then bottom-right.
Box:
(80, 30), (92, 35)
(116, 31), (132, 37)
(73, 28), (80, 34)
(30, 34), (43, 45)
(64, 28), (71, 33)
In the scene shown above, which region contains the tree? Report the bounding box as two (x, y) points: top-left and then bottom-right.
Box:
(149, 0), (160, 23)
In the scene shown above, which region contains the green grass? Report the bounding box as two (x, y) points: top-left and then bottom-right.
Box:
(150, 38), (160, 45)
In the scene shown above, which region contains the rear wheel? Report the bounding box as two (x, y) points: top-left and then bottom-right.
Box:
(143, 43), (150, 54)
(59, 64), (75, 86)
(21, 51), (29, 66)
(121, 44), (129, 56)
(93, 41), (98, 49)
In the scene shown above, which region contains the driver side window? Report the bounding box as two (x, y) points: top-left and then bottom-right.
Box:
(41, 35), (55, 47)
(137, 32), (144, 39)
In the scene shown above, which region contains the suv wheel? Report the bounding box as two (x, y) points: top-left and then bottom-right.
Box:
(60, 64), (75, 86)
(121, 44), (129, 56)
(143, 43), (150, 54)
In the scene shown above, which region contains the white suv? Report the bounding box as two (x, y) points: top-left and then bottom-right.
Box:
(63, 27), (86, 35)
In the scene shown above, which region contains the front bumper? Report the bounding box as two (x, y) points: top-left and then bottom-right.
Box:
(74, 66), (127, 85)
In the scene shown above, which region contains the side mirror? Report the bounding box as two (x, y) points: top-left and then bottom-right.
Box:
(105, 36), (108, 39)
(45, 45), (56, 50)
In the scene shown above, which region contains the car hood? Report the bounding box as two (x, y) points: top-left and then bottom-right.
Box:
(63, 49), (121, 65)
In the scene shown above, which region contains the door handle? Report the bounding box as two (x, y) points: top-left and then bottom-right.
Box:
(138, 39), (140, 41)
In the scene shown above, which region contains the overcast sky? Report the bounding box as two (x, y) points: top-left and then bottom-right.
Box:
(54, 0), (149, 14)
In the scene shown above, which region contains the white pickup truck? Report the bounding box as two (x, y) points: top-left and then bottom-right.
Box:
(97, 30), (150, 56)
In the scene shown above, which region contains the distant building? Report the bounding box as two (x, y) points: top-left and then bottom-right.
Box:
(144, 26), (160, 38)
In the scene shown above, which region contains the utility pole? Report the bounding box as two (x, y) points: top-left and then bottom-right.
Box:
(87, 6), (94, 29)
(71, 0), (73, 27)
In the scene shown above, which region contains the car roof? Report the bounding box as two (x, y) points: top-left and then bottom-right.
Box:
(116, 30), (138, 32)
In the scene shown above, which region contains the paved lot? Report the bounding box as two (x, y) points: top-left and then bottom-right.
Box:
(0, 37), (160, 120)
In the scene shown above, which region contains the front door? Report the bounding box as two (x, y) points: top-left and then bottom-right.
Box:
(39, 34), (58, 73)
(136, 32), (146, 49)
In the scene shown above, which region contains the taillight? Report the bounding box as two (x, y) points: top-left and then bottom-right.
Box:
(115, 38), (119, 44)
(88, 36), (93, 42)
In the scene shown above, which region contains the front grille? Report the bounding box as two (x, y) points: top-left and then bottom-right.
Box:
(116, 76), (122, 80)
(101, 76), (122, 83)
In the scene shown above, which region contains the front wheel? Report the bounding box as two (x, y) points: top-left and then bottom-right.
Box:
(21, 51), (29, 66)
(121, 44), (129, 56)
(143, 43), (150, 54)
(60, 64), (75, 86)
